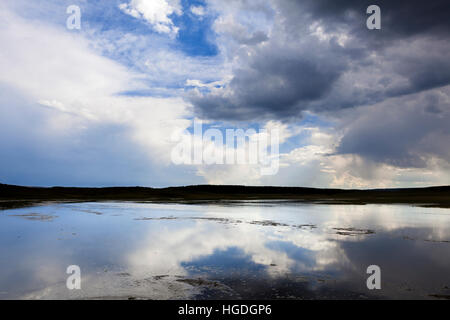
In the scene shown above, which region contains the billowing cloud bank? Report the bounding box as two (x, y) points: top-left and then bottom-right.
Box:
(0, 0), (449, 188)
(188, 0), (450, 187)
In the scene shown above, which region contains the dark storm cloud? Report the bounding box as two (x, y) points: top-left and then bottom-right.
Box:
(336, 89), (450, 168)
(190, 0), (450, 121)
(191, 40), (347, 120)
(298, 0), (450, 40)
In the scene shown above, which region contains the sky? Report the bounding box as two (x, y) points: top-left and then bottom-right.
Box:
(0, 0), (449, 188)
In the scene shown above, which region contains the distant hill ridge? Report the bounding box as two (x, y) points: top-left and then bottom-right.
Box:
(0, 183), (449, 207)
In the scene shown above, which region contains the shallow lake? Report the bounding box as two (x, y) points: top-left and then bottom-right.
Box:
(0, 201), (449, 299)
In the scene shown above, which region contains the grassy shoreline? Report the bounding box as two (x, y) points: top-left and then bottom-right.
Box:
(1, 183), (449, 209)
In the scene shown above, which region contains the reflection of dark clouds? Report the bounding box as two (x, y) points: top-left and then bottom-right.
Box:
(337, 229), (450, 297)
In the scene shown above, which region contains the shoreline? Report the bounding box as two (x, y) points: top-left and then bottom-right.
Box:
(1, 183), (450, 209)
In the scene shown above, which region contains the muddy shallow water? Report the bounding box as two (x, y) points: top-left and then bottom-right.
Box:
(0, 201), (449, 300)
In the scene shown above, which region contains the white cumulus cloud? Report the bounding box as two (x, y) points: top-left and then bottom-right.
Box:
(119, 0), (182, 36)
(190, 5), (205, 17)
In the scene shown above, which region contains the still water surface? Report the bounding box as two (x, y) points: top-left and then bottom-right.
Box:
(0, 201), (449, 299)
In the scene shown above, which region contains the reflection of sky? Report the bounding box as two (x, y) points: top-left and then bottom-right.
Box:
(0, 202), (449, 299)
